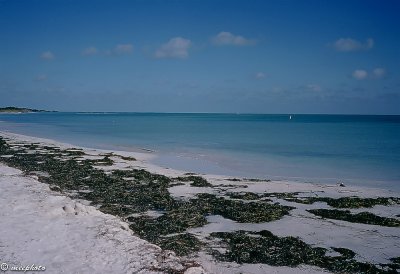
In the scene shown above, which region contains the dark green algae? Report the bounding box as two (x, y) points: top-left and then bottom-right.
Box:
(211, 230), (399, 273)
(0, 137), (292, 252)
(175, 175), (212, 187)
(227, 191), (400, 209)
(286, 196), (400, 208)
(1, 136), (399, 273)
(308, 209), (400, 227)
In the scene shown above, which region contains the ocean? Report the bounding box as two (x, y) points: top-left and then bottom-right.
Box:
(1, 112), (399, 190)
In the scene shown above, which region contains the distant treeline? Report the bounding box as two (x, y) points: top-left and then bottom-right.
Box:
(0, 107), (55, 113)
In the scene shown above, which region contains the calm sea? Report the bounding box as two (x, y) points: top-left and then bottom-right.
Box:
(1, 113), (399, 190)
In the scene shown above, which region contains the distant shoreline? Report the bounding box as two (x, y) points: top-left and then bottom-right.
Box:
(1, 108), (399, 116)
(0, 107), (56, 113)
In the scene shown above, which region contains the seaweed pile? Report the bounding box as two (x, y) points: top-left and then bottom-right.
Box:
(0, 135), (399, 273)
(228, 191), (400, 209)
(0, 136), (292, 256)
(308, 209), (400, 227)
(211, 230), (398, 273)
(285, 196), (400, 208)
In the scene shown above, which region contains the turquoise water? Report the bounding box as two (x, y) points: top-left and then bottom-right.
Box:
(1, 113), (399, 190)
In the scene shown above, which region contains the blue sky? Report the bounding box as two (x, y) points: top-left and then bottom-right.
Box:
(0, 0), (399, 113)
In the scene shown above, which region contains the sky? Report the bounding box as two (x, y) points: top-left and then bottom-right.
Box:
(0, 0), (399, 114)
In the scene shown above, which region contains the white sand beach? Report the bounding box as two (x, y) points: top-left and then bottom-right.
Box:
(0, 162), (205, 274)
(0, 131), (399, 274)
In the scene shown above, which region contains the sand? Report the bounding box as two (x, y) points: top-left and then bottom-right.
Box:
(1, 131), (399, 274)
(0, 163), (204, 274)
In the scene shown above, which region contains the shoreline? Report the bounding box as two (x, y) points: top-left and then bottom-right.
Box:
(1, 130), (400, 273)
(2, 130), (398, 196)
(2, 127), (398, 192)
(0, 163), (202, 274)
(1, 113), (399, 190)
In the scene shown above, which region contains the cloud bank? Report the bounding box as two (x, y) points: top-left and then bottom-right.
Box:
(333, 38), (374, 52)
(352, 68), (386, 80)
(212, 32), (256, 46)
(155, 37), (191, 59)
(352, 69), (368, 80)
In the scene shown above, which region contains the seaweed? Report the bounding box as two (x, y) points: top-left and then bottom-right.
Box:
(308, 209), (400, 227)
(128, 203), (208, 242)
(119, 155), (136, 161)
(285, 196), (400, 208)
(156, 233), (204, 256)
(64, 148), (85, 156)
(331, 247), (356, 259)
(243, 178), (271, 182)
(390, 257), (400, 264)
(379, 257), (400, 272)
(263, 192), (301, 199)
(0, 136), (398, 270)
(128, 192), (292, 242)
(0, 137), (209, 256)
(175, 176), (212, 187)
(193, 193), (293, 223)
(226, 178), (242, 182)
(226, 192), (265, 200)
(211, 230), (392, 274)
(126, 192), (293, 255)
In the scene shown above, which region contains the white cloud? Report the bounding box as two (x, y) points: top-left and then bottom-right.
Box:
(352, 69), (368, 80)
(306, 84), (322, 92)
(212, 31), (256, 46)
(373, 67), (386, 78)
(155, 37), (191, 59)
(35, 74), (47, 81)
(82, 47), (98, 56)
(255, 72), (266, 79)
(114, 44), (133, 54)
(333, 38), (374, 52)
(40, 51), (54, 60)
(351, 68), (386, 80)
(104, 44), (134, 56)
